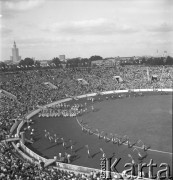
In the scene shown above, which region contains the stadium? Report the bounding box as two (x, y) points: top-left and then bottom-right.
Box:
(0, 65), (172, 180)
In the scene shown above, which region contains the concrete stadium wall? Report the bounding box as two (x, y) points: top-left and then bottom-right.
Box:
(56, 161), (100, 175)
(11, 142), (37, 164)
(16, 120), (25, 135)
(20, 141), (47, 163)
(25, 108), (41, 120)
(10, 120), (21, 134)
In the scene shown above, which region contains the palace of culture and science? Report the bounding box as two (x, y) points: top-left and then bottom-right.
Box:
(10, 41), (21, 63)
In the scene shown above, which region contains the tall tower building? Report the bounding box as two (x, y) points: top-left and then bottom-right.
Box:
(10, 41), (21, 63)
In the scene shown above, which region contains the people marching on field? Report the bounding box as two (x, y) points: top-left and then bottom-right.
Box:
(79, 117), (151, 157)
(38, 103), (87, 118)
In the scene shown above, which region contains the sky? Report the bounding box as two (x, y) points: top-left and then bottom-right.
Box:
(0, 0), (173, 61)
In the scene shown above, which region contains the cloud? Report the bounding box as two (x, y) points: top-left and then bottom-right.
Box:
(2, 0), (45, 11)
(43, 18), (139, 36)
(147, 23), (173, 32)
(16, 36), (76, 47)
(0, 25), (12, 35)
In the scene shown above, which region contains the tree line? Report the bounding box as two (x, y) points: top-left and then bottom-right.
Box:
(0, 55), (102, 71)
(120, 56), (173, 66)
(0, 55), (173, 72)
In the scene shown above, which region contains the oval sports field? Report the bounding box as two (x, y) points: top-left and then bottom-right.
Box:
(24, 91), (172, 177)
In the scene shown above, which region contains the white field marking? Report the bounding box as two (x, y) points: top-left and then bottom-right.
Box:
(76, 118), (172, 155)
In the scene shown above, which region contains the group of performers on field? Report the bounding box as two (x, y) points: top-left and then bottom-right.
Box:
(38, 103), (87, 118)
(44, 130), (75, 152)
(41, 93), (151, 162)
(37, 91), (146, 119)
(43, 129), (77, 163)
(78, 118), (150, 160)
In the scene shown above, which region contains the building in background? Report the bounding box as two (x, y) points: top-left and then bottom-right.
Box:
(10, 41), (21, 63)
(104, 58), (116, 67)
(39, 60), (50, 67)
(59, 55), (66, 61)
(91, 59), (104, 67)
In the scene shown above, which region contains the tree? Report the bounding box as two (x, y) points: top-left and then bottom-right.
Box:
(35, 60), (41, 67)
(80, 58), (91, 67)
(24, 57), (34, 66)
(89, 55), (103, 61)
(166, 56), (173, 65)
(19, 58), (34, 66)
(0, 62), (6, 69)
(51, 57), (61, 67)
(67, 58), (80, 68)
(141, 57), (146, 64)
(19, 60), (24, 66)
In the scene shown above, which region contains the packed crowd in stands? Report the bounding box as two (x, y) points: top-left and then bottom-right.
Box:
(0, 65), (173, 179)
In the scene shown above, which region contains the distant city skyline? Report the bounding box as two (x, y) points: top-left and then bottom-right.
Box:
(0, 0), (173, 61)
